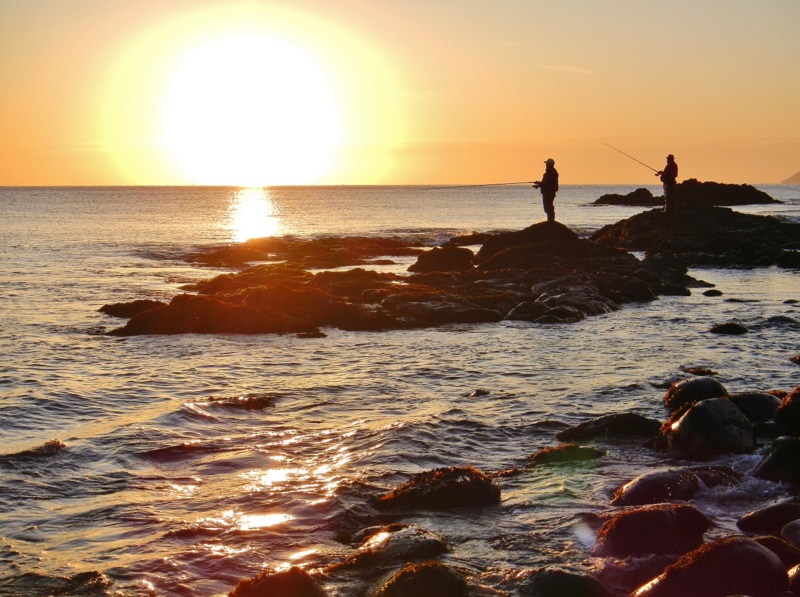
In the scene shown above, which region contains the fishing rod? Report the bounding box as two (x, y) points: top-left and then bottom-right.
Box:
(420, 181), (535, 191)
(598, 140), (659, 173)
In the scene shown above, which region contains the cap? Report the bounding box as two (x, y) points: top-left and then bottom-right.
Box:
(544, 158), (555, 166)
(667, 154), (675, 160)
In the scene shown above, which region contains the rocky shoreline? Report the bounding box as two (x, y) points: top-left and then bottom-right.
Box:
(100, 203), (800, 338)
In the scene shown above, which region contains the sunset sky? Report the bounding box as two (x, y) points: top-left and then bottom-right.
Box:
(1, 0), (798, 186)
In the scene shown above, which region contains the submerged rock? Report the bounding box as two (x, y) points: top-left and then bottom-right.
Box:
(517, 568), (613, 597)
(555, 413), (662, 441)
(710, 321), (749, 335)
(336, 524), (449, 569)
(376, 466), (500, 510)
(527, 444), (605, 466)
(610, 466), (740, 507)
(228, 566), (326, 597)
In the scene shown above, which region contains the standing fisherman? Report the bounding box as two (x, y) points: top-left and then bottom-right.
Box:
(656, 154), (678, 214)
(533, 158), (559, 223)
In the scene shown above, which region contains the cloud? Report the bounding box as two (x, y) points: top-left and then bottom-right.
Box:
(533, 64), (592, 75)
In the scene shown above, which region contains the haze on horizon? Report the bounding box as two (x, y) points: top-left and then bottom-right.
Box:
(1, 0), (798, 187)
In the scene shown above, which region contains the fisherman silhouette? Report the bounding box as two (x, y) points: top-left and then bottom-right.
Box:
(656, 154), (678, 214)
(533, 158), (559, 223)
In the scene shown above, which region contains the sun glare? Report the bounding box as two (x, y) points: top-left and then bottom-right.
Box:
(227, 188), (282, 242)
(162, 34), (342, 186)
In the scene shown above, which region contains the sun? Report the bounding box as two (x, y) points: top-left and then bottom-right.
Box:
(161, 33), (342, 187)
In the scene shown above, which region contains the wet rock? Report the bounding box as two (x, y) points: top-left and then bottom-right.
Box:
(729, 392), (782, 423)
(555, 412), (662, 442)
(630, 536), (788, 597)
(792, 354), (800, 365)
(790, 563), (800, 593)
(754, 436), (800, 486)
(703, 288), (723, 297)
(661, 397), (755, 460)
(775, 388), (800, 434)
(527, 444), (605, 467)
(518, 568), (613, 597)
(710, 321), (749, 335)
(593, 504), (709, 558)
(756, 535), (800, 568)
(783, 520), (800, 549)
(99, 299), (166, 318)
(337, 524), (449, 569)
(229, 566), (326, 597)
(610, 466), (740, 507)
(738, 501), (800, 535)
(680, 366), (718, 376)
(372, 561), (468, 597)
(407, 246), (474, 273)
(376, 466), (500, 510)
(663, 377), (728, 413)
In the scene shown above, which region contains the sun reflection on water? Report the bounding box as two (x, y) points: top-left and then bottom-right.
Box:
(227, 187), (282, 242)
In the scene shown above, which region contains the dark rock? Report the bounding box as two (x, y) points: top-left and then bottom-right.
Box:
(756, 535), (800, 568)
(373, 561), (468, 597)
(527, 444), (605, 467)
(336, 524), (449, 569)
(738, 501), (800, 535)
(99, 299), (166, 318)
(776, 388), (800, 434)
(228, 566), (326, 597)
(792, 354), (800, 365)
(593, 503), (709, 558)
(661, 397), (755, 460)
(556, 412), (662, 441)
(702, 289), (723, 297)
(610, 466), (740, 507)
(680, 366), (718, 376)
(593, 187), (661, 206)
(407, 246), (474, 273)
(518, 568), (613, 597)
(710, 321), (749, 335)
(376, 466), (500, 510)
(729, 392), (782, 423)
(675, 178), (780, 206)
(663, 377), (729, 413)
(754, 436), (800, 485)
(630, 536), (788, 597)
(783, 520), (800, 549)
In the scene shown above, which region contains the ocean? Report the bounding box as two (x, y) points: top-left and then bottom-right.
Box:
(1, 184), (799, 596)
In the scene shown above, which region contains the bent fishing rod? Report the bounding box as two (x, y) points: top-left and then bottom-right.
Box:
(420, 181), (535, 191)
(598, 140), (659, 173)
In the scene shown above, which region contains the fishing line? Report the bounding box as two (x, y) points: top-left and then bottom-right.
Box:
(418, 181), (535, 191)
(598, 140), (659, 173)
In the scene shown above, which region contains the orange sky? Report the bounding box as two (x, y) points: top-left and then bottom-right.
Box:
(1, 0), (798, 185)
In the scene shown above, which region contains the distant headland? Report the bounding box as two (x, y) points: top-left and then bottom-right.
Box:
(783, 171), (800, 184)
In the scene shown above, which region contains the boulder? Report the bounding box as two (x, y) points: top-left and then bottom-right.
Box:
(556, 413), (662, 441)
(755, 535), (800, 568)
(661, 397), (755, 460)
(729, 392), (782, 423)
(376, 466), (501, 510)
(663, 377), (728, 413)
(610, 466), (740, 507)
(593, 187), (661, 206)
(336, 524), (449, 569)
(630, 536), (788, 597)
(228, 566), (326, 597)
(754, 436), (800, 485)
(782, 520), (800, 549)
(738, 501), (800, 535)
(775, 388), (800, 434)
(518, 568), (613, 597)
(593, 504), (710, 558)
(407, 246), (474, 273)
(710, 321), (749, 335)
(527, 444), (605, 467)
(372, 561), (468, 597)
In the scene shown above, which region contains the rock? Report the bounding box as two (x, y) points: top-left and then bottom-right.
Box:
(337, 524), (449, 569)
(775, 388), (800, 434)
(372, 561), (468, 597)
(738, 501), (800, 535)
(527, 444), (605, 467)
(710, 321), (749, 335)
(407, 246), (474, 272)
(702, 289), (723, 297)
(593, 187), (661, 206)
(791, 354), (800, 365)
(518, 568), (613, 597)
(729, 392), (782, 423)
(98, 299), (166, 318)
(228, 566), (326, 597)
(756, 535), (800, 568)
(376, 466), (501, 510)
(630, 536), (788, 597)
(663, 377), (729, 413)
(783, 520), (800, 549)
(593, 504), (710, 558)
(661, 397), (755, 460)
(556, 413), (662, 441)
(754, 436), (800, 485)
(790, 563), (800, 593)
(610, 466), (740, 507)
(675, 179), (780, 207)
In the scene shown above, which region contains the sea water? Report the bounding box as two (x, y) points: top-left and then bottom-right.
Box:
(0, 184), (798, 596)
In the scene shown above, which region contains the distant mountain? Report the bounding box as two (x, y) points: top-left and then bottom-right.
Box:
(783, 170), (800, 184)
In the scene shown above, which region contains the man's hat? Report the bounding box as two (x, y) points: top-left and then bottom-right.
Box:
(544, 158), (555, 166)
(667, 154), (675, 160)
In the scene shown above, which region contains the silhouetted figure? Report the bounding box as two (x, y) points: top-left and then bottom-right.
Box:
(533, 158), (559, 222)
(656, 154), (678, 214)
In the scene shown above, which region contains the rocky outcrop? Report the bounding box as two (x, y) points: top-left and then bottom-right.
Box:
(593, 179), (780, 207)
